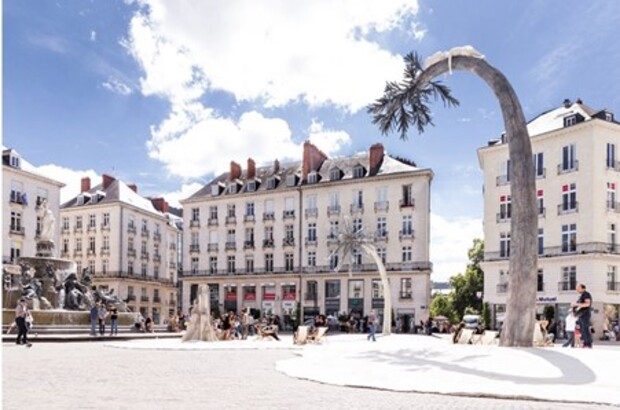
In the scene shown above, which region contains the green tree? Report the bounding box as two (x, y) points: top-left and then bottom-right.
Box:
(450, 239), (484, 320)
(482, 302), (492, 330)
(430, 293), (457, 323)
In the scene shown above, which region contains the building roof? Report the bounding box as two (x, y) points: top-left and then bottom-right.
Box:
(2, 147), (65, 187)
(185, 149), (426, 201)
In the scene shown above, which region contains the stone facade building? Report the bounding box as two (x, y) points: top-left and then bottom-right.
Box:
(3, 148), (64, 264)
(180, 142), (432, 329)
(479, 99), (620, 332)
(60, 175), (181, 323)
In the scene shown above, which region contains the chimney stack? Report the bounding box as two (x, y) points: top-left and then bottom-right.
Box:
(273, 159), (280, 174)
(247, 158), (256, 179)
(128, 183), (138, 193)
(102, 174), (115, 190)
(80, 177), (91, 193)
(230, 161), (242, 180)
(302, 141), (328, 181)
(368, 143), (385, 176)
(563, 98), (572, 108)
(151, 197), (169, 214)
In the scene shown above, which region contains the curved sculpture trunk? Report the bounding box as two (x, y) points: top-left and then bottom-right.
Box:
(361, 244), (392, 335)
(417, 56), (538, 347)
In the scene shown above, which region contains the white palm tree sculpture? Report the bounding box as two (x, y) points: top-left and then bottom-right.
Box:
(182, 284), (218, 342)
(329, 217), (392, 335)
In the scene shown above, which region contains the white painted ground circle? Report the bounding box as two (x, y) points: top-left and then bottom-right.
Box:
(105, 335), (302, 351)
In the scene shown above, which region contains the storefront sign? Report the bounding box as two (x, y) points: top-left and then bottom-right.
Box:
(263, 292), (275, 301)
(282, 292), (296, 301)
(537, 296), (557, 303)
(225, 292), (237, 301)
(244, 292), (256, 301)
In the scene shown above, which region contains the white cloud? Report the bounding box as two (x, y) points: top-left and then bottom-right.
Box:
(410, 22), (427, 41)
(147, 105), (351, 179)
(102, 77), (132, 95)
(28, 34), (68, 54)
(90, 30), (97, 42)
(430, 213), (483, 282)
(34, 164), (100, 203)
(123, 0), (419, 111)
(160, 182), (203, 208)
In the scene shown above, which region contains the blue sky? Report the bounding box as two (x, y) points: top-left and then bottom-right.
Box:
(4, 1), (620, 279)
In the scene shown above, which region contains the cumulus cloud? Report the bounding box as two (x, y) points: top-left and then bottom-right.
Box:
(160, 182), (204, 207)
(102, 77), (132, 95)
(430, 213), (483, 282)
(33, 164), (100, 203)
(123, 0), (419, 111)
(90, 30), (97, 42)
(307, 120), (352, 155)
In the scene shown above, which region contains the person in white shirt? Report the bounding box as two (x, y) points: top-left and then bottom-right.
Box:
(563, 310), (577, 348)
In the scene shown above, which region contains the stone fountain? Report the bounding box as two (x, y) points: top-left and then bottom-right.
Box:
(2, 200), (133, 328)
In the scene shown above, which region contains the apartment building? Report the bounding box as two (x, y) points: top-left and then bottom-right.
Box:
(479, 98), (620, 332)
(60, 175), (181, 323)
(3, 148), (64, 264)
(180, 142), (432, 329)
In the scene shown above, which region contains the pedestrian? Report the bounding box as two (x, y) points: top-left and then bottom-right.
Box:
(241, 308), (250, 340)
(562, 310), (577, 348)
(572, 283), (593, 348)
(367, 309), (377, 342)
(110, 307), (119, 336)
(14, 298), (32, 347)
(98, 303), (108, 336)
(90, 302), (99, 336)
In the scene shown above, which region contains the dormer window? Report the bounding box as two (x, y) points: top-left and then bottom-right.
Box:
(606, 112), (614, 122)
(267, 177), (278, 190)
(330, 168), (342, 181)
(286, 174), (298, 187)
(9, 154), (20, 169)
(352, 165), (366, 179)
(308, 172), (318, 184)
(77, 193), (91, 206)
(247, 180), (257, 192)
(564, 115), (577, 127)
(227, 183), (238, 194)
(211, 184), (222, 196)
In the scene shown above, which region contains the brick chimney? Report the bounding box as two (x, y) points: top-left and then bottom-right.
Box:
(102, 174), (115, 190)
(151, 197), (169, 214)
(369, 143), (385, 176)
(247, 158), (256, 179)
(302, 141), (328, 181)
(230, 161), (242, 180)
(273, 159), (280, 174)
(127, 183), (138, 193)
(80, 177), (91, 193)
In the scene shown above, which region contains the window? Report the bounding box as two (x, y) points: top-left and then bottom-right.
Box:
(10, 211), (22, 231)
(376, 186), (388, 202)
(533, 153), (544, 177)
(402, 215), (413, 235)
(102, 236), (109, 250)
(227, 183), (237, 194)
(286, 174), (297, 187)
(306, 195), (317, 211)
(353, 218), (362, 233)
(103, 213), (110, 226)
(245, 227), (254, 243)
(10, 181), (24, 203)
(35, 187), (48, 206)
(400, 278), (412, 298)
(142, 219), (148, 232)
(352, 190), (363, 208)
(561, 144), (577, 171)
(227, 255), (236, 273)
(607, 143), (616, 168)
(607, 182), (616, 210)
(499, 195), (511, 220)
(608, 223), (616, 252)
(141, 240), (147, 253)
(308, 172), (318, 184)
(377, 247), (386, 264)
(9, 154), (20, 168)
(9, 242), (21, 263)
(325, 280), (340, 298)
(537, 269), (544, 292)
(247, 180), (256, 192)
(89, 214), (96, 227)
(285, 224), (294, 241)
(285, 253), (294, 271)
(537, 190), (544, 215)
(62, 217), (69, 230)
(329, 220), (339, 238)
(141, 263), (147, 276)
(191, 208), (200, 221)
(127, 237), (133, 250)
(88, 260), (95, 274)
(76, 216), (83, 229)
(245, 202), (255, 216)
(401, 184), (413, 206)
(352, 248), (362, 265)
(75, 238), (82, 252)
(264, 226), (274, 241)
(227, 204), (236, 218)
(348, 280), (363, 299)
(227, 229), (236, 243)
(191, 232), (199, 246)
(209, 206), (218, 220)
(62, 238), (69, 253)
(307, 223), (317, 241)
(538, 228), (544, 255)
(330, 168), (341, 181)
(265, 254), (273, 272)
(127, 217), (134, 229)
(264, 199), (274, 214)
(402, 246), (412, 262)
(307, 251), (316, 267)
(329, 253), (339, 270)
(209, 256), (217, 274)
(608, 266), (616, 289)
(245, 256), (254, 273)
(306, 281), (318, 298)
(561, 183), (577, 211)
(284, 197), (295, 216)
(371, 279), (384, 299)
(561, 224), (577, 253)
(500, 159), (511, 182)
(102, 260), (108, 274)
(126, 262), (132, 275)
(353, 165), (365, 178)
(500, 233), (510, 258)
(211, 184), (221, 196)
(267, 177), (277, 190)
(376, 217), (387, 237)
(561, 266), (577, 290)
(564, 115), (577, 127)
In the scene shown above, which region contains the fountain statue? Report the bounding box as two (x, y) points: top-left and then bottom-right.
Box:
(182, 284), (218, 342)
(36, 199), (55, 257)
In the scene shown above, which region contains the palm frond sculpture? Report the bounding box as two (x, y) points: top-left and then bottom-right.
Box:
(368, 46), (538, 347)
(329, 216), (392, 335)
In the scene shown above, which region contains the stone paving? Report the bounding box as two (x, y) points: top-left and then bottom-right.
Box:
(2, 341), (615, 410)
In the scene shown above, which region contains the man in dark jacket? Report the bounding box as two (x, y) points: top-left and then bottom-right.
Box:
(90, 302), (99, 336)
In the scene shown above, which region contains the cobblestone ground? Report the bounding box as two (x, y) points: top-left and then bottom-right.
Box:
(2, 342), (613, 410)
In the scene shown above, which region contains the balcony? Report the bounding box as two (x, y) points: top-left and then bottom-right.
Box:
(87, 224), (97, 233)
(327, 205), (341, 217)
(350, 204), (364, 214)
(87, 249), (96, 257)
(496, 283), (508, 293)
(558, 281), (576, 292)
(327, 234), (339, 246)
(374, 201), (389, 212)
(305, 208), (318, 218)
(606, 160), (620, 172)
(282, 238), (295, 247)
(100, 247), (110, 256)
(207, 218), (219, 227)
(189, 244), (200, 253)
(100, 223), (110, 231)
(399, 292), (412, 299)
(169, 261), (176, 269)
(9, 226), (25, 236)
(607, 282), (620, 292)
(399, 229), (415, 240)
(61, 250), (69, 257)
(399, 198), (415, 209)
(374, 231), (388, 242)
(283, 210), (295, 220)
(244, 241), (254, 250)
(140, 251), (150, 261)
(141, 229), (150, 238)
(262, 239), (275, 249)
(169, 299), (176, 306)
(557, 202), (578, 215)
(73, 250), (83, 258)
(126, 294), (136, 302)
(496, 212), (511, 223)
(127, 225), (136, 235)
(305, 237), (318, 246)
(225, 216), (236, 225)
(153, 253), (161, 263)
(127, 248), (136, 258)
(225, 241), (236, 251)
(496, 175), (509, 186)
(539, 207), (546, 218)
(61, 227), (70, 235)
(606, 201), (620, 213)
(557, 160), (579, 175)
(263, 212), (275, 222)
(189, 219), (200, 228)
(304, 292), (318, 301)
(244, 214), (256, 223)
(153, 232), (161, 242)
(140, 296), (149, 303)
(153, 296), (161, 303)
(74, 226), (84, 234)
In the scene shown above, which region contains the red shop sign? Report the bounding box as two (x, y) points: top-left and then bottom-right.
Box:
(263, 292), (276, 301)
(244, 292), (256, 301)
(225, 292), (237, 301)
(283, 292), (296, 301)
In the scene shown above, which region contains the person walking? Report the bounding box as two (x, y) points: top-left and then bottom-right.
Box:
(109, 307), (119, 336)
(90, 302), (99, 336)
(572, 283), (593, 348)
(98, 303), (108, 336)
(367, 309), (377, 342)
(562, 310), (577, 348)
(14, 298), (32, 347)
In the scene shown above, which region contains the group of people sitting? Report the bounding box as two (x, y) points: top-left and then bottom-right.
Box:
(131, 312), (155, 333)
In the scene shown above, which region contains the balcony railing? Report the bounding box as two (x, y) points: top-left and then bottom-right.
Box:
(606, 160), (620, 172)
(606, 201), (620, 212)
(327, 205), (341, 216)
(305, 208), (318, 218)
(557, 160), (579, 174)
(189, 244), (200, 253)
(140, 252), (150, 261)
(558, 281), (576, 292)
(127, 249), (136, 258)
(496, 175), (509, 186)
(61, 227), (70, 235)
(350, 204), (364, 214)
(141, 229), (150, 238)
(496, 213), (510, 223)
(207, 243), (218, 252)
(497, 283), (508, 293)
(374, 201), (389, 212)
(282, 238), (295, 247)
(304, 292), (318, 301)
(87, 224), (97, 232)
(87, 249), (96, 257)
(127, 226), (136, 234)
(153, 253), (161, 263)
(535, 168), (546, 179)
(140, 296), (150, 302)
(607, 282), (620, 291)
(169, 261), (176, 269)
(326, 234), (339, 246)
(225, 216), (236, 225)
(207, 218), (219, 227)
(73, 250), (83, 257)
(9, 226), (25, 235)
(557, 202), (578, 215)
(305, 237), (318, 246)
(126, 295), (136, 302)
(92, 270), (174, 285)
(399, 230), (415, 240)
(399, 292), (412, 299)
(399, 198), (415, 208)
(263, 212), (275, 222)
(244, 241), (254, 250)
(153, 232), (161, 241)
(100, 223), (110, 231)
(74, 226), (84, 234)
(283, 210), (295, 220)
(263, 239), (274, 249)
(225, 241), (236, 251)
(189, 220), (200, 228)
(244, 214), (255, 223)
(153, 296), (161, 303)
(374, 231), (388, 242)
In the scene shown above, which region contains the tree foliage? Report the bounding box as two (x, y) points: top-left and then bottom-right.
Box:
(430, 293), (458, 323)
(449, 239), (484, 320)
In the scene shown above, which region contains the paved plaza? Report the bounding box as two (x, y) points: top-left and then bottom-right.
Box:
(2, 336), (618, 410)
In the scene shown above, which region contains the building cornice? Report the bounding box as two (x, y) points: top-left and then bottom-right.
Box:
(3, 164), (65, 188)
(60, 200), (176, 227)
